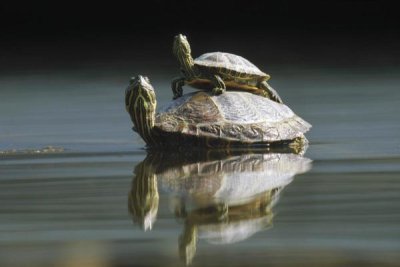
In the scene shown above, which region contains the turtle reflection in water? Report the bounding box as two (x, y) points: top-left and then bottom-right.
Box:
(125, 76), (311, 148)
(128, 149), (312, 265)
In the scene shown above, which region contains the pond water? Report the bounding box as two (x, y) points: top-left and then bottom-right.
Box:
(1, 65), (399, 266)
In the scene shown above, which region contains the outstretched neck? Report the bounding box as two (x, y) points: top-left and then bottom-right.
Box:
(177, 51), (199, 79)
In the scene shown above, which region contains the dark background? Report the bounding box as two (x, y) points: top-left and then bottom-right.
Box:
(1, 0), (399, 74)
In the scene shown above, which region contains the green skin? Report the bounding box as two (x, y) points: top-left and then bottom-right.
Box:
(125, 76), (304, 150)
(172, 34), (283, 103)
(125, 75), (158, 146)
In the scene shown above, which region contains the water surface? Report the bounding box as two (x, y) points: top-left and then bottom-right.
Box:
(1, 67), (399, 266)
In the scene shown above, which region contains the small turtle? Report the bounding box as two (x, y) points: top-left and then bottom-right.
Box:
(172, 34), (283, 103)
(125, 75), (311, 148)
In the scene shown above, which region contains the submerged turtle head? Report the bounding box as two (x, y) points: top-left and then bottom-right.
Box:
(173, 34), (198, 79)
(125, 75), (157, 145)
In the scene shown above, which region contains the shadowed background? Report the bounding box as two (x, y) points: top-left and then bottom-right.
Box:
(1, 1), (399, 73)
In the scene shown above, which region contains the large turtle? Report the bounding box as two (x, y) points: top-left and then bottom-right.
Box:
(125, 75), (311, 149)
(172, 34), (283, 103)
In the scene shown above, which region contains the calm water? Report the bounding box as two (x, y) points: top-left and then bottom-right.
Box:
(1, 66), (400, 267)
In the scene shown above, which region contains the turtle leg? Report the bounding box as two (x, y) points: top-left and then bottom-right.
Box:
(179, 222), (197, 265)
(171, 77), (185, 99)
(172, 196), (187, 218)
(215, 203), (229, 221)
(259, 81), (283, 103)
(209, 75), (226, 95)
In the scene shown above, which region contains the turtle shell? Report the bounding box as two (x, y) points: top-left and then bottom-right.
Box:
(194, 52), (269, 78)
(155, 91), (311, 144)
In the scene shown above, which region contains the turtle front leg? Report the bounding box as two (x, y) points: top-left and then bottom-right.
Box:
(259, 81), (283, 103)
(209, 75), (226, 95)
(172, 77), (185, 99)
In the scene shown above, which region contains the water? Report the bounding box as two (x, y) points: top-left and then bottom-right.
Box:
(1, 65), (400, 267)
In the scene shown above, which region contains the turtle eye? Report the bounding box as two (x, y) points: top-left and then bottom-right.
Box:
(129, 77), (136, 85)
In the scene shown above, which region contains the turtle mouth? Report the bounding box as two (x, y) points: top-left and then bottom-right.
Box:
(132, 75), (154, 93)
(175, 34), (187, 41)
(173, 34), (191, 55)
(126, 75), (156, 110)
(133, 75), (154, 91)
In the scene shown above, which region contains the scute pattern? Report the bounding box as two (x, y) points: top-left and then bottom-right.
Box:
(155, 91), (311, 143)
(195, 52), (267, 77)
(221, 124), (263, 141)
(157, 92), (223, 125)
(249, 94), (293, 120)
(214, 92), (292, 123)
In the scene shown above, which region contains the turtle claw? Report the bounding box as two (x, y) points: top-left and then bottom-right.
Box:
(212, 87), (225, 95)
(260, 81), (283, 103)
(260, 90), (269, 98)
(217, 204), (229, 221)
(171, 77), (184, 100)
(173, 91), (183, 100)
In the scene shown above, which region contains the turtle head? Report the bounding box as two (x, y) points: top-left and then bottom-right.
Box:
(125, 75), (157, 145)
(173, 34), (191, 56)
(173, 34), (198, 78)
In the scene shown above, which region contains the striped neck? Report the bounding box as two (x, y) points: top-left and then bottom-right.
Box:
(125, 80), (158, 146)
(132, 95), (157, 145)
(177, 51), (199, 79)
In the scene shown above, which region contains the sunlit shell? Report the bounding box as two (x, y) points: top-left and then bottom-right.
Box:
(156, 91), (311, 143)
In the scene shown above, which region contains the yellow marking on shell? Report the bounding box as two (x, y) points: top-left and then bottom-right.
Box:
(187, 78), (264, 96)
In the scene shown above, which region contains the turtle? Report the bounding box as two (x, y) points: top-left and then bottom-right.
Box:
(125, 75), (311, 149)
(172, 34), (283, 103)
(128, 149), (312, 264)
